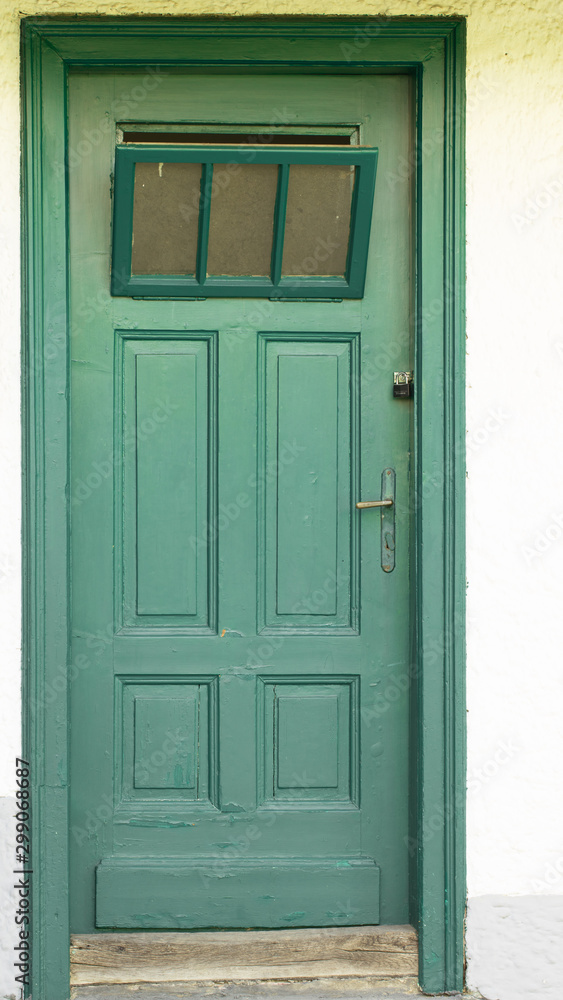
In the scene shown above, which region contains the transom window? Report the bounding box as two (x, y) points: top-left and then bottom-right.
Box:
(111, 143), (378, 299)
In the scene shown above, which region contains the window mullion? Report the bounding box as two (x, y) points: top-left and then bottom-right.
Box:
(196, 161), (213, 285)
(270, 162), (289, 287)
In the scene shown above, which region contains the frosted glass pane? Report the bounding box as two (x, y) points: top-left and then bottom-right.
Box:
(131, 162), (201, 275)
(282, 165), (354, 277)
(207, 163), (278, 277)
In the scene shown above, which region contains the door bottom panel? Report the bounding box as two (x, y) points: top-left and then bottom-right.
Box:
(95, 858), (380, 929)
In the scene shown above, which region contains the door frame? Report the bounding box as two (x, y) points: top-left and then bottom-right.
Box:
(21, 16), (466, 998)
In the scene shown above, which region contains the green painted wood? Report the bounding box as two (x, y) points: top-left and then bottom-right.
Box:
(275, 353), (338, 615)
(117, 676), (216, 812)
(271, 162), (290, 285)
(442, 24), (467, 991)
(95, 858), (380, 928)
(133, 692), (198, 789)
(278, 696), (339, 788)
(412, 29), (467, 993)
(69, 69), (410, 934)
(196, 163), (213, 285)
(21, 31), (72, 1000)
(22, 18), (466, 1000)
(119, 336), (214, 629)
(264, 680), (356, 805)
(135, 353), (197, 616)
(263, 338), (354, 628)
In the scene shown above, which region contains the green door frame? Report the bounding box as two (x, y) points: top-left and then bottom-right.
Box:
(21, 16), (466, 999)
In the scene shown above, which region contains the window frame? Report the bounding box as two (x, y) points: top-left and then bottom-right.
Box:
(111, 144), (378, 298)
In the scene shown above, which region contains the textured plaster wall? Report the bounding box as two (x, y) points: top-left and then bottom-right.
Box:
(0, 1), (562, 999)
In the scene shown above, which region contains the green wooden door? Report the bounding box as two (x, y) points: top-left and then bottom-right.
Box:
(68, 69), (413, 932)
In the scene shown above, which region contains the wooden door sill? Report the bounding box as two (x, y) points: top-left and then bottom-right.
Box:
(70, 925), (418, 987)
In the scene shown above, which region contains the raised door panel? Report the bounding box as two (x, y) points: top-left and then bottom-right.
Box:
(116, 333), (217, 633)
(259, 677), (359, 808)
(259, 335), (359, 633)
(115, 676), (219, 814)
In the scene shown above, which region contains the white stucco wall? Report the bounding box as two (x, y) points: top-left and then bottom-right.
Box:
(0, 2), (562, 999)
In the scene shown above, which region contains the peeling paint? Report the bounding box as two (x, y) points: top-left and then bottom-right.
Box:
(127, 819), (196, 828)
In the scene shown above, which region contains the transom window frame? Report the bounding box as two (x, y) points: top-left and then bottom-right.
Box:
(111, 144), (378, 298)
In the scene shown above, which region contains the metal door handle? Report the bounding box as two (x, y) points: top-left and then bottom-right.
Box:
(355, 468), (396, 573)
(356, 499), (393, 508)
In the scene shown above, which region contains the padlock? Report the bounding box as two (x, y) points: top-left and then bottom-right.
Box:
(393, 372), (413, 398)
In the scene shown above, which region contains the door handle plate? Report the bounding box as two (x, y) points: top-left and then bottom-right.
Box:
(380, 468), (396, 573)
(356, 468), (396, 573)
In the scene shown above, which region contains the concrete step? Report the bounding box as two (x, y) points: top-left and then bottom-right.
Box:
(71, 976), (483, 1000)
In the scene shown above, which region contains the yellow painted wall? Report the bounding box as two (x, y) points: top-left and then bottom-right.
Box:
(0, 3), (562, 999)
